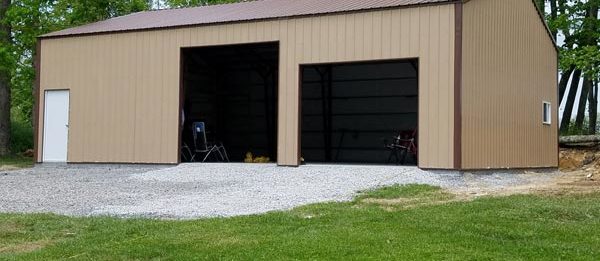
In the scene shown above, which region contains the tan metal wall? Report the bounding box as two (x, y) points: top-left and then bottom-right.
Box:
(37, 4), (456, 167)
(461, 0), (558, 169)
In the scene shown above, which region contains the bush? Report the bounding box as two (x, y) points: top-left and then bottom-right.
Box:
(561, 117), (598, 136)
(563, 123), (588, 135)
(10, 119), (33, 154)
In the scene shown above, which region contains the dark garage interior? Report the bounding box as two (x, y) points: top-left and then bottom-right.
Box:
(181, 42), (279, 162)
(301, 60), (418, 165)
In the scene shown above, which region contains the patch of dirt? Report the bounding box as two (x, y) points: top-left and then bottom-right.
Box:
(363, 149), (600, 210)
(362, 197), (468, 211)
(0, 221), (23, 234)
(560, 147), (600, 174)
(0, 165), (21, 171)
(458, 172), (597, 200)
(451, 148), (600, 199)
(0, 240), (52, 254)
(359, 190), (470, 211)
(541, 148), (599, 194)
(0, 221), (58, 255)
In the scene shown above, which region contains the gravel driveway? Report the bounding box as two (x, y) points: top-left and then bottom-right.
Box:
(0, 163), (556, 219)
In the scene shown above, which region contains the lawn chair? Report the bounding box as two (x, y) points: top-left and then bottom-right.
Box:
(385, 129), (418, 165)
(190, 122), (229, 162)
(181, 143), (194, 162)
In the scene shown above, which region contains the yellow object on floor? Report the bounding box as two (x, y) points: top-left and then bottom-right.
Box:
(253, 156), (270, 163)
(244, 152), (270, 163)
(244, 152), (254, 163)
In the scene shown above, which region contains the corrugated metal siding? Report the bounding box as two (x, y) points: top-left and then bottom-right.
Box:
(38, 5), (456, 167)
(461, 0), (558, 169)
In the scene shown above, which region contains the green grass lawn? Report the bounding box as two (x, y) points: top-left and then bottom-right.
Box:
(1, 185), (599, 260)
(0, 155), (33, 170)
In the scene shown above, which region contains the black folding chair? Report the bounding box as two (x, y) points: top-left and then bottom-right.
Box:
(190, 122), (229, 162)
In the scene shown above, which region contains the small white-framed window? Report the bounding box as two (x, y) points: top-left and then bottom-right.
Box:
(543, 101), (551, 125)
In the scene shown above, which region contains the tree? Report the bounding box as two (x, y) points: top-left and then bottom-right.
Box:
(558, 66), (574, 102)
(546, 0), (600, 134)
(535, 0), (545, 14)
(588, 78), (598, 134)
(165, 0), (238, 8)
(575, 74), (591, 129)
(53, 0), (149, 26)
(6, 0), (150, 124)
(2, 0), (237, 155)
(0, 0), (151, 155)
(0, 0), (11, 156)
(4, 0), (232, 128)
(560, 69), (582, 133)
(570, 1), (599, 132)
(7, 0), (52, 127)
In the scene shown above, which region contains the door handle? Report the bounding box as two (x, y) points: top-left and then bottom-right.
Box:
(65, 124), (69, 128)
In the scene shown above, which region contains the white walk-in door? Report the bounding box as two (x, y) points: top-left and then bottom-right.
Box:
(43, 90), (70, 162)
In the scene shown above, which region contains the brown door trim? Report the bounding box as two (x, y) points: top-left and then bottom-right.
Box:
(453, 2), (463, 170)
(33, 39), (42, 163)
(296, 65), (302, 167)
(177, 48), (185, 164)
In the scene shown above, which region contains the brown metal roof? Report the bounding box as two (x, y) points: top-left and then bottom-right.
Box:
(41, 0), (455, 38)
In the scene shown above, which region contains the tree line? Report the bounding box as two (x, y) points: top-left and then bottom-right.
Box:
(535, 0), (600, 135)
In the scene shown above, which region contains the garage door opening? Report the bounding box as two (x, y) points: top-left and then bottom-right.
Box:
(180, 42), (279, 163)
(301, 60), (418, 165)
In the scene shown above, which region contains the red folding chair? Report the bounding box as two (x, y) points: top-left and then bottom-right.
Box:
(386, 129), (418, 165)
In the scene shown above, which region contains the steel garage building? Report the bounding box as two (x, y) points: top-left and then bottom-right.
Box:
(35, 0), (558, 169)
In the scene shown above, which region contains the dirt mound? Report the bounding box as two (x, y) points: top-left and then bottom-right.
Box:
(520, 148), (600, 195)
(443, 149), (600, 199)
(560, 148), (600, 174)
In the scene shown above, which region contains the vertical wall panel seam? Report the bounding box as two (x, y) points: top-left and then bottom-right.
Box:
(132, 33), (140, 162)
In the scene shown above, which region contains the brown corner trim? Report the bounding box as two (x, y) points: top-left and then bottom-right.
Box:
(33, 39), (42, 163)
(453, 2), (463, 170)
(177, 49), (185, 164)
(555, 53), (560, 167)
